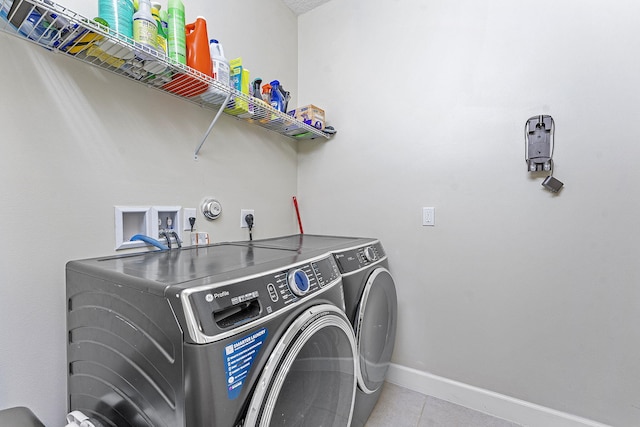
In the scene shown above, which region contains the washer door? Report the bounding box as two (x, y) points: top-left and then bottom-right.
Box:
(245, 304), (357, 427)
(356, 267), (398, 394)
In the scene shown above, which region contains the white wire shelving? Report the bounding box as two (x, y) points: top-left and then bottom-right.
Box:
(0, 0), (330, 157)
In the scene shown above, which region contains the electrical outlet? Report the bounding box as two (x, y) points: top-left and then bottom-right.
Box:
(241, 209), (254, 228)
(422, 207), (435, 226)
(183, 208), (196, 231)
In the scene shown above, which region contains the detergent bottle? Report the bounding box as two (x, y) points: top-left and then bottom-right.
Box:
(210, 40), (230, 87)
(185, 17), (212, 77)
(163, 16), (211, 97)
(201, 39), (230, 104)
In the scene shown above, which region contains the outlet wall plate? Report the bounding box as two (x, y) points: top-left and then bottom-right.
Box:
(241, 209), (255, 228)
(422, 207), (435, 226)
(183, 208), (197, 231)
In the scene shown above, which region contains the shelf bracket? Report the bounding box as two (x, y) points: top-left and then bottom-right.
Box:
(194, 92), (232, 159)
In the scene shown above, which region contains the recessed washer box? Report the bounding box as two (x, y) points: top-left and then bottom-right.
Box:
(114, 206), (152, 250)
(152, 206), (182, 241)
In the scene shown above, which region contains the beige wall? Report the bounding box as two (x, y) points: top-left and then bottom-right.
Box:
(297, 1), (640, 426)
(0, 0), (299, 424)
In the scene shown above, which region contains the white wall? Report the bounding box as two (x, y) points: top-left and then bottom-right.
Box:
(297, 0), (640, 426)
(0, 0), (299, 424)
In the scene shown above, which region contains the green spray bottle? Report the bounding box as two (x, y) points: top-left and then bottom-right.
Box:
(167, 0), (185, 64)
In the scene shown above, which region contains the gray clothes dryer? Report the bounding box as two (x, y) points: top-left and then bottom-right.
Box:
(332, 241), (397, 427)
(237, 235), (398, 427)
(66, 243), (358, 427)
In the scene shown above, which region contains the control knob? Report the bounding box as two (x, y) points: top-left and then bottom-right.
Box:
(363, 246), (377, 262)
(287, 268), (310, 297)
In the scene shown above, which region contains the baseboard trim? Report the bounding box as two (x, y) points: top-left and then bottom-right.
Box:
(386, 364), (610, 427)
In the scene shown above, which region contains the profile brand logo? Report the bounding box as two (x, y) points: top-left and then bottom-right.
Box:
(214, 291), (230, 299)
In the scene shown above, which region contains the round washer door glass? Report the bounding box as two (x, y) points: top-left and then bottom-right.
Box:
(356, 267), (398, 394)
(245, 304), (357, 427)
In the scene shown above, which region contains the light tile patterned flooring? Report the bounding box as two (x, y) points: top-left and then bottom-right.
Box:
(365, 383), (523, 427)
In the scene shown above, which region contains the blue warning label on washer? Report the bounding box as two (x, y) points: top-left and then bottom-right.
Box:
(224, 327), (268, 400)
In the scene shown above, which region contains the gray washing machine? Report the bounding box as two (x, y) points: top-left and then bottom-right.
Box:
(240, 235), (398, 427)
(66, 243), (358, 426)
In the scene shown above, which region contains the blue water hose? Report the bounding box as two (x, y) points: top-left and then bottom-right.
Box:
(130, 234), (169, 251)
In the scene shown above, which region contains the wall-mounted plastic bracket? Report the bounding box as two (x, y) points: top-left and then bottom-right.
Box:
(525, 115), (554, 172)
(524, 115), (564, 193)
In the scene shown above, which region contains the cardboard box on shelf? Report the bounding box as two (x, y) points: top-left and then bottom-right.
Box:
(287, 104), (325, 130)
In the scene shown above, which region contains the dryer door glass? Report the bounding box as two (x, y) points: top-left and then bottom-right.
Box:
(356, 267), (398, 394)
(245, 305), (357, 427)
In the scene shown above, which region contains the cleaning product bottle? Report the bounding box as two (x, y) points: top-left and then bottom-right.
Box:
(201, 39), (230, 105)
(167, 0), (185, 64)
(261, 82), (271, 104)
(252, 78), (263, 102)
(151, 2), (167, 53)
(159, 9), (169, 48)
(278, 83), (291, 112)
(164, 16), (210, 97)
(133, 0), (157, 49)
(98, 0), (134, 39)
(185, 17), (212, 77)
(209, 39), (230, 88)
(270, 80), (284, 112)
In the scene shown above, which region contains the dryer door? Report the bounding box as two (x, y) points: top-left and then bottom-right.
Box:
(356, 267), (398, 394)
(245, 304), (357, 427)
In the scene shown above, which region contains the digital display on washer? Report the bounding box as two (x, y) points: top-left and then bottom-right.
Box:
(311, 257), (340, 287)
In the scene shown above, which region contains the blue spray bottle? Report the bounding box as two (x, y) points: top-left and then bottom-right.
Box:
(269, 80), (284, 112)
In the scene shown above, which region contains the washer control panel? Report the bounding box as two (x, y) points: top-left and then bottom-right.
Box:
(287, 268), (311, 297)
(333, 242), (386, 274)
(185, 254), (341, 339)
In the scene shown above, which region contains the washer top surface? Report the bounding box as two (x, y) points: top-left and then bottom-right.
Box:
(67, 243), (327, 295)
(237, 234), (375, 252)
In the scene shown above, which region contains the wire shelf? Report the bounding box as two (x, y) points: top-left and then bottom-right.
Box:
(0, 0), (330, 143)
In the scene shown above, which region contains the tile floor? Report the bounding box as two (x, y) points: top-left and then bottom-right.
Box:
(365, 383), (523, 427)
